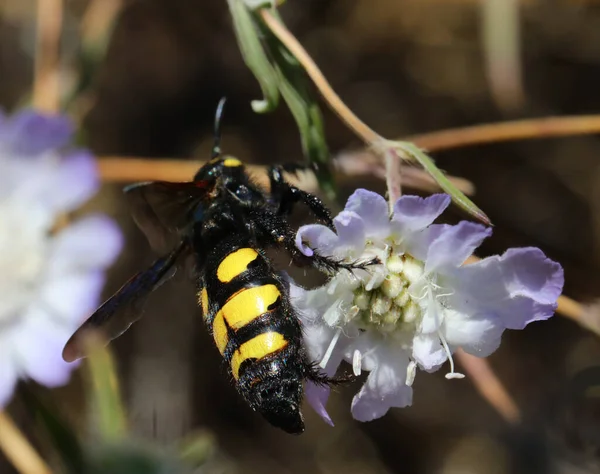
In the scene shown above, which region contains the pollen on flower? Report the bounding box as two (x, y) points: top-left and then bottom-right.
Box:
(352, 248), (425, 336)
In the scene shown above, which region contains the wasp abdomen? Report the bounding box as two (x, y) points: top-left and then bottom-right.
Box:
(200, 242), (306, 433)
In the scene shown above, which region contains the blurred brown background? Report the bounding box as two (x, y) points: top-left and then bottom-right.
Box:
(2, 0), (600, 472)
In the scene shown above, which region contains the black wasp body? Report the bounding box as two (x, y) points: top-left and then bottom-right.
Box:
(192, 156), (333, 433)
(62, 104), (367, 433)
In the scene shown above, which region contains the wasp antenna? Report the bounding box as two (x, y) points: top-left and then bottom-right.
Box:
(212, 97), (227, 158)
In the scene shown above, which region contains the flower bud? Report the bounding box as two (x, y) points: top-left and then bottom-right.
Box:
(372, 294), (392, 316)
(381, 274), (403, 299)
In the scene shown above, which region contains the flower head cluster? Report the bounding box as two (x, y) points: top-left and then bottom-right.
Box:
(293, 190), (564, 422)
(0, 110), (122, 407)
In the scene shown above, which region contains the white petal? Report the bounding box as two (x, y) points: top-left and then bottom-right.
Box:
(0, 109), (73, 155)
(13, 309), (78, 387)
(296, 224), (338, 257)
(343, 332), (384, 372)
(297, 210), (367, 260)
(424, 221), (492, 273)
(305, 382), (334, 426)
(411, 282), (445, 334)
(39, 270), (105, 325)
(442, 309), (504, 357)
(448, 247), (563, 330)
(344, 189), (390, 239)
(332, 210), (367, 257)
(48, 215), (123, 276)
(412, 334), (447, 371)
(16, 151), (98, 215)
(350, 348), (413, 422)
(391, 194), (450, 236)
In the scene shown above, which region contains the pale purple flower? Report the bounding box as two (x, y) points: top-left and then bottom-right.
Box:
(293, 189), (564, 423)
(0, 110), (123, 407)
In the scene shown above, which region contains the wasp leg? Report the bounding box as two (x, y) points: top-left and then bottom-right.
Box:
(251, 206), (377, 275)
(304, 362), (355, 386)
(268, 165), (334, 229)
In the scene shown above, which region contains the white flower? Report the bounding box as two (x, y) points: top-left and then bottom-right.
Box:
(293, 189), (564, 422)
(0, 110), (123, 407)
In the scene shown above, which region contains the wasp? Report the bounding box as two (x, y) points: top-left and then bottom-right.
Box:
(63, 99), (370, 434)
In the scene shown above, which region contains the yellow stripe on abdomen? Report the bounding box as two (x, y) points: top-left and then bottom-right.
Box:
(231, 332), (288, 380)
(216, 248), (259, 283)
(200, 288), (209, 321)
(212, 312), (228, 355)
(219, 284), (280, 330)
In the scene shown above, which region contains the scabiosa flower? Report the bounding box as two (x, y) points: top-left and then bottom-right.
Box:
(293, 190), (564, 423)
(0, 110), (122, 407)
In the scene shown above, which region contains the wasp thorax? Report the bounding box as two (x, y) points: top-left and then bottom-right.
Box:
(352, 252), (424, 334)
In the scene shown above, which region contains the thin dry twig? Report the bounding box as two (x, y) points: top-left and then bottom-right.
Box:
(407, 115), (600, 152)
(97, 156), (474, 196)
(0, 412), (53, 474)
(33, 0), (63, 112)
(334, 150), (475, 195)
(97, 157), (306, 188)
(455, 350), (521, 424)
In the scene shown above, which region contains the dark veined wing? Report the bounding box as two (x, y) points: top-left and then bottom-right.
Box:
(62, 241), (187, 363)
(125, 180), (213, 254)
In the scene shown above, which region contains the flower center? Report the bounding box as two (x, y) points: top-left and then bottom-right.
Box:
(352, 252), (424, 334)
(0, 199), (49, 324)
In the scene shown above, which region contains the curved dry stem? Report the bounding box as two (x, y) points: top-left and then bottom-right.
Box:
(259, 9), (381, 145)
(263, 8), (600, 154)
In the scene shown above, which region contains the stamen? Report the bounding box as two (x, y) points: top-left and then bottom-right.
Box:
(438, 330), (465, 380)
(323, 298), (344, 326)
(345, 305), (360, 324)
(365, 272), (379, 291)
(406, 360), (417, 386)
(352, 349), (362, 376)
(435, 291), (455, 299)
(319, 327), (342, 370)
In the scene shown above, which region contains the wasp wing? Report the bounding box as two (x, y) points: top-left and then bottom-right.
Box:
(62, 241), (187, 362)
(125, 180), (212, 254)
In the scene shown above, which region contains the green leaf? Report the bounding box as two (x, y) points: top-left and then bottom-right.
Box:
(86, 442), (186, 474)
(390, 141), (491, 225)
(227, 0), (280, 113)
(257, 10), (336, 198)
(178, 431), (215, 468)
(83, 332), (127, 441)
